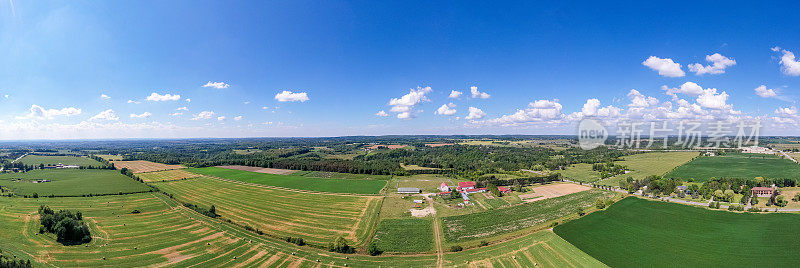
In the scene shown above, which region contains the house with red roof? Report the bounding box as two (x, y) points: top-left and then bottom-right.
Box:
(497, 186), (512, 194)
(458, 181), (476, 190)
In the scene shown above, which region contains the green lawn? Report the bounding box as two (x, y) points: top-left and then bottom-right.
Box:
(555, 197), (800, 267)
(372, 218), (434, 253)
(186, 167), (387, 194)
(441, 190), (614, 243)
(18, 155), (103, 167)
(664, 153), (800, 181)
(0, 169), (150, 196)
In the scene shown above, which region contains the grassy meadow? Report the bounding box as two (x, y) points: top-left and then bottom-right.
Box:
(598, 151), (699, 186)
(0, 169), (150, 196)
(18, 155), (103, 167)
(664, 153), (800, 181)
(560, 163), (600, 183)
(187, 167), (388, 194)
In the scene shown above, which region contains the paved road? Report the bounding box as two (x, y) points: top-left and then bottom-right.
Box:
(779, 150), (798, 164)
(0, 152), (28, 172)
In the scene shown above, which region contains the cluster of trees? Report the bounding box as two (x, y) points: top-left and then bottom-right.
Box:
(592, 162), (626, 178)
(618, 175), (683, 196)
(327, 236), (354, 254)
(0, 249), (31, 268)
(38, 206), (91, 245)
(181, 203), (218, 218)
(285, 237), (305, 246)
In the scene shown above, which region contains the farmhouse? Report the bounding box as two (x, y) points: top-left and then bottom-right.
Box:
(464, 188), (488, 194)
(398, 187), (421, 194)
(497, 186), (512, 194)
(751, 186), (776, 197)
(458, 181), (476, 190)
(676, 185), (688, 193)
(438, 182), (450, 192)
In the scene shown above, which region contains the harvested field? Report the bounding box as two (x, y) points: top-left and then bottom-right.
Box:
(0, 169), (150, 196)
(519, 183), (592, 202)
(187, 167), (387, 194)
(216, 165), (296, 175)
(137, 169), (201, 182)
(112, 160), (184, 173)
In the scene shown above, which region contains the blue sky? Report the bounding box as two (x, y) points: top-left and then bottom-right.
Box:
(1, 1), (800, 139)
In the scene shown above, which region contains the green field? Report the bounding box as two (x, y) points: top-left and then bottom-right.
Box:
(187, 167), (388, 194)
(598, 151), (699, 186)
(561, 163), (600, 183)
(18, 155), (103, 167)
(154, 177), (380, 246)
(555, 197), (800, 267)
(372, 218), (434, 253)
(0, 169), (150, 196)
(441, 190), (614, 243)
(664, 153), (800, 181)
(136, 169), (201, 182)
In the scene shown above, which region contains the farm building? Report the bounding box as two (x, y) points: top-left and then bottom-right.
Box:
(438, 191), (451, 196)
(497, 186), (512, 194)
(751, 186), (776, 197)
(458, 181), (476, 190)
(438, 182), (450, 192)
(397, 187), (421, 194)
(464, 188), (487, 194)
(676, 185), (688, 193)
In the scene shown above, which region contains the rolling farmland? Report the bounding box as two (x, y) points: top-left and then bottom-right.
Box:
(187, 166), (388, 194)
(597, 151), (698, 186)
(664, 153), (800, 181)
(154, 177), (381, 246)
(555, 197), (800, 267)
(444, 231), (606, 267)
(0, 169), (150, 196)
(136, 169), (201, 182)
(372, 218), (434, 253)
(111, 161), (185, 173)
(18, 155), (103, 167)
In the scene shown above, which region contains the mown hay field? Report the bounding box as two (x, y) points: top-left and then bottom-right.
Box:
(137, 169), (201, 182)
(598, 151), (699, 186)
(441, 189), (614, 243)
(555, 197), (800, 267)
(111, 160), (184, 173)
(372, 218), (434, 253)
(560, 163), (599, 183)
(187, 166), (387, 194)
(154, 177), (381, 246)
(664, 153), (800, 181)
(0, 169), (150, 196)
(18, 155), (103, 167)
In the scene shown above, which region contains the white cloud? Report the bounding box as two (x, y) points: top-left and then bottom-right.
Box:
(170, 112), (183, 116)
(479, 99), (564, 126)
(696, 88), (730, 109)
(778, 49), (800, 76)
(275, 91), (310, 102)
(202, 81), (230, 89)
(127, 100), (141, 104)
(661, 82), (704, 98)
(176, 107), (188, 111)
(775, 106), (797, 116)
(146, 92), (181, 101)
(186, 98), (191, 102)
(129, 112), (152, 119)
(688, 53), (736, 75)
(449, 90), (463, 98)
(20, 105), (82, 120)
(191, 111), (215, 120)
(89, 109), (118, 121)
(570, 99), (622, 119)
(100, 94), (111, 100)
(435, 103), (457, 115)
(627, 89), (659, 107)
(243, 101), (250, 105)
(234, 116), (243, 121)
(465, 107), (486, 120)
(376, 110), (389, 117)
(387, 86), (433, 119)
(217, 116), (226, 121)
(642, 56), (685, 77)
(755, 85), (778, 98)
(772, 46), (782, 52)
(470, 86), (491, 99)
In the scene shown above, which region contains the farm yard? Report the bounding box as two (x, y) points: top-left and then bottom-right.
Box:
(18, 154), (103, 167)
(111, 160), (185, 173)
(372, 218), (434, 253)
(441, 190), (614, 243)
(664, 153), (800, 181)
(0, 169), (150, 196)
(555, 197), (800, 267)
(153, 177), (381, 246)
(187, 166), (388, 194)
(136, 169), (201, 182)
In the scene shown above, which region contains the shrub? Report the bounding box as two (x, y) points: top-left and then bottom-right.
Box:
(450, 245), (463, 252)
(479, 241), (489, 247)
(367, 242), (382, 256)
(328, 236), (354, 254)
(130, 209), (141, 214)
(286, 237), (305, 246)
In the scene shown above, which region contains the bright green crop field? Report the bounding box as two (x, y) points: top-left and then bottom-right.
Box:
(664, 153), (800, 181)
(555, 197), (800, 267)
(186, 167), (388, 194)
(372, 218), (434, 253)
(441, 190), (614, 243)
(18, 155), (103, 167)
(0, 169), (150, 196)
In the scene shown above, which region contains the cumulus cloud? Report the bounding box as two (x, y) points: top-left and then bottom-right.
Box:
(127, 100), (141, 104)
(274, 91), (309, 102)
(642, 56), (685, 77)
(688, 53), (736, 75)
(376, 110), (389, 117)
(130, 112), (152, 119)
(202, 81), (230, 89)
(661, 82), (704, 98)
(435, 103), (457, 115)
(449, 90), (463, 98)
(778, 49), (800, 76)
(470, 86), (490, 99)
(89, 109), (119, 121)
(627, 89), (659, 107)
(191, 111), (215, 120)
(146, 92), (181, 101)
(776, 106), (797, 116)
(465, 107), (486, 120)
(20, 105), (82, 120)
(100, 94), (111, 100)
(387, 86), (433, 119)
(479, 99), (564, 126)
(569, 99), (622, 119)
(755, 85), (778, 98)
(234, 116), (243, 121)
(696, 88), (730, 110)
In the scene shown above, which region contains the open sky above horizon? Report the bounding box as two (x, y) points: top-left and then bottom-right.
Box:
(2, 1), (800, 139)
